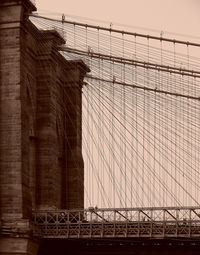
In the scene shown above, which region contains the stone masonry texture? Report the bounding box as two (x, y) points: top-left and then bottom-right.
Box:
(0, 0), (89, 254)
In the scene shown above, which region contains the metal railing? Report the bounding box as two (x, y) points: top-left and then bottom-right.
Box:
(32, 206), (200, 239)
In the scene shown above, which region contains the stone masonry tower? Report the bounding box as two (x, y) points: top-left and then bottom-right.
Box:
(0, 0), (89, 254)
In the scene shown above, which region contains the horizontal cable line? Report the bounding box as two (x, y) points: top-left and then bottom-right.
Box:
(87, 65), (200, 99)
(59, 46), (200, 78)
(62, 30), (200, 70)
(86, 65), (200, 118)
(37, 11), (200, 41)
(31, 14), (200, 48)
(83, 56), (200, 86)
(97, 77), (199, 127)
(82, 61), (200, 100)
(32, 18), (200, 77)
(86, 75), (200, 101)
(87, 82), (200, 162)
(97, 85), (200, 151)
(90, 84), (200, 175)
(32, 18), (200, 70)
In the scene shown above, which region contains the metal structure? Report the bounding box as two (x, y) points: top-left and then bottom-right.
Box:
(30, 0), (36, 5)
(32, 207), (200, 239)
(29, 12), (200, 248)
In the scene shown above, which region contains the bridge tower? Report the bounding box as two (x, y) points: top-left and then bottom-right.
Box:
(0, 0), (89, 254)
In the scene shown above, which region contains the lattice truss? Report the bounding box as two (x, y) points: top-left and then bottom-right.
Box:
(33, 207), (200, 238)
(31, 14), (200, 209)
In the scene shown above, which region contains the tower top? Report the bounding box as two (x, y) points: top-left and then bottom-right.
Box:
(0, 0), (37, 12)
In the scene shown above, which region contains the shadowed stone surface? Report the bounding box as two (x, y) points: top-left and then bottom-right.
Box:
(0, 0), (89, 254)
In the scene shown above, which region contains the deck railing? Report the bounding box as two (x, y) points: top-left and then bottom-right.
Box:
(32, 206), (200, 239)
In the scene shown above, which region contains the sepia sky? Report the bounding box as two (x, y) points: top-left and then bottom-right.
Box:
(35, 0), (200, 40)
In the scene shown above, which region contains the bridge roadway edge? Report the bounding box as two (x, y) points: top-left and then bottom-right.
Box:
(38, 238), (200, 255)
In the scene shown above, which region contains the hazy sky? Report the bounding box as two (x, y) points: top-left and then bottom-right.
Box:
(35, 0), (200, 40)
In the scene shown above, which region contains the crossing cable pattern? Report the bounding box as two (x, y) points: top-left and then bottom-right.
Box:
(30, 14), (200, 209)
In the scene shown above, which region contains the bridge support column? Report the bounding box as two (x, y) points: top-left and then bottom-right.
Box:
(0, 0), (89, 253)
(35, 35), (89, 210)
(0, 0), (38, 254)
(0, 0), (36, 220)
(0, 237), (39, 255)
(64, 65), (89, 209)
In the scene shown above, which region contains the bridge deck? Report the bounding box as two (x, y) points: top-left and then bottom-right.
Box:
(33, 206), (200, 239)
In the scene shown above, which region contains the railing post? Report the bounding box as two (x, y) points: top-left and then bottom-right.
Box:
(188, 209), (191, 237)
(113, 210), (116, 237)
(90, 211), (92, 238)
(45, 212), (48, 235)
(78, 211), (81, 238)
(138, 210), (140, 237)
(175, 209), (179, 237)
(150, 210), (153, 237)
(163, 209), (166, 237)
(66, 211), (69, 238)
(56, 212), (58, 235)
